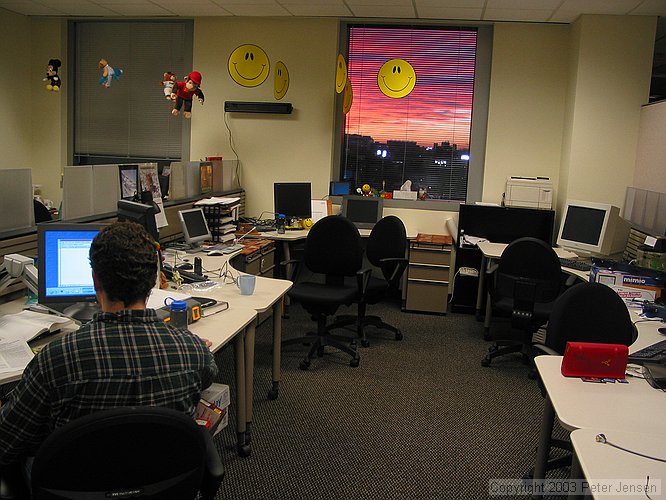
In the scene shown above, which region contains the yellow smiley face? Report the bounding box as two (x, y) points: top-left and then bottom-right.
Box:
(274, 61), (289, 100)
(335, 54), (347, 94)
(228, 44), (270, 87)
(342, 78), (353, 114)
(377, 58), (416, 98)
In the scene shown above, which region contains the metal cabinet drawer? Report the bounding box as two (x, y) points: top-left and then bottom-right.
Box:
(409, 247), (452, 266)
(405, 279), (449, 313)
(408, 263), (450, 282)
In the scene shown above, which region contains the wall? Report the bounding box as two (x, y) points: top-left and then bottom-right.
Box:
(558, 15), (656, 215)
(0, 9), (32, 171)
(483, 23), (569, 205)
(191, 17), (339, 218)
(633, 100), (666, 195)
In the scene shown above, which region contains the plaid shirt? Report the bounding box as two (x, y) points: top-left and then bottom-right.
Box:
(0, 309), (217, 465)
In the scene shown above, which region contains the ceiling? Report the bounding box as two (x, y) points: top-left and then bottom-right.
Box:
(2, 0), (666, 100)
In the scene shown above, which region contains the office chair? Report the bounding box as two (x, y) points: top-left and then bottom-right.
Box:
(333, 215), (409, 347)
(528, 281), (635, 477)
(283, 215), (370, 370)
(0, 406), (224, 500)
(481, 237), (562, 368)
(33, 199), (52, 223)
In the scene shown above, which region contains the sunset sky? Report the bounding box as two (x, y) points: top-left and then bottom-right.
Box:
(345, 27), (477, 149)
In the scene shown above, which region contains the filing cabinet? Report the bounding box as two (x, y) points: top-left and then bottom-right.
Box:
(404, 234), (452, 314)
(230, 239), (275, 278)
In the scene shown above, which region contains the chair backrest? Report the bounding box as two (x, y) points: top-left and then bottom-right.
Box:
(366, 215), (408, 285)
(31, 406), (211, 500)
(545, 282), (636, 354)
(304, 215), (363, 278)
(495, 237), (562, 305)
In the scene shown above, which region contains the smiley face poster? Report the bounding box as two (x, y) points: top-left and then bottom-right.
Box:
(228, 44), (270, 87)
(377, 58), (416, 99)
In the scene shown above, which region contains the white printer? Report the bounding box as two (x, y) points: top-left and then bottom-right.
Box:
(504, 176), (553, 209)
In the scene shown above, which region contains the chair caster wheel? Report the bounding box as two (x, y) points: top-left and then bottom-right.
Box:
(299, 359), (310, 370)
(267, 383), (279, 400)
(527, 370), (537, 380)
(395, 331), (403, 341)
(350, 357), (360, 368)
(316, 346), (324, 357)
(481, 356), (491, 367)
(361, 339), (370, 348)
(238, 444), (251, 457)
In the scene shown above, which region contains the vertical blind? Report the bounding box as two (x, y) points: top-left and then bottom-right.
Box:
(74, 21), (189, 162)
(342, 26), (477, 201)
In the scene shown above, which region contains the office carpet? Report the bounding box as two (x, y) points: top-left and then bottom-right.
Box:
(209, 300), (570, 500)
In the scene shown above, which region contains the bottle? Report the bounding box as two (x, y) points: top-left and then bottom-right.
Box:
(277, 213), (286, 234)
(168, 299), (188, 329)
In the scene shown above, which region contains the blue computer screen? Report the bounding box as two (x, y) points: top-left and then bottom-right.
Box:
(41, 227), (99, 299)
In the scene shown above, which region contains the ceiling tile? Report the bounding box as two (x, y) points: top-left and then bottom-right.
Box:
(156, 3), (232, 16)
(347, 0), (415, 5)
(416, 6), (483, 20)
(415, 0), (484, 7)
(214, 0), (282, 5)
(1, 1), (65, 15)
(557, 0), (642, 16)
(631, 0), (666, 16)
(483, 8), (553, 22)
(281, 4), (353, 16)
(40, 2), (118, 16)
(349, 5), (417, 17)
(221, 4), (291, 16)
(486, 0), (561, 9)
(96, 3), (174, 15)
(549, 11), (581, 22)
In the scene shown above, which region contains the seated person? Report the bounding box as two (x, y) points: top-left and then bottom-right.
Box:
(0, 221), (218, 469)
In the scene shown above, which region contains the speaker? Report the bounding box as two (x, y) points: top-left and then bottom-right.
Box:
(224, 101), (293, 114)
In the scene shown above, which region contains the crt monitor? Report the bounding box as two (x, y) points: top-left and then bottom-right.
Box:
(341, 196), (384, 229)
(178, 208), (212, 248)
(117, 200), (159, 241)
(274, 182), (312, 220)
(557, 199), (631, 257)
(37, 222), (105, 321)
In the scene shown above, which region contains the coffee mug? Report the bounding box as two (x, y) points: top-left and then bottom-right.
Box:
(237, 274), (256, 295)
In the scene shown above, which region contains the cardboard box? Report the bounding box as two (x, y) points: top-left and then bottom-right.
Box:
(195, 399), (228, 436)
(201, 383), (230, 409)
(591, 266), (663, 301)
(392, 190), (417, 200)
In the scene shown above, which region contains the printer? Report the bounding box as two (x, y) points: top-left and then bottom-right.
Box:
(504, 176), (553, 209)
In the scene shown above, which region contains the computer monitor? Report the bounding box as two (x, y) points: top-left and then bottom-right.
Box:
(341, 196), (384, 229)
(557, 199), (631, 257)
(117, 200), (159, 241)
(178, 208), (212, 248)
(330, 181), (352, 196)
(38, 222), (105, 321)
(274, 182), (312, 221)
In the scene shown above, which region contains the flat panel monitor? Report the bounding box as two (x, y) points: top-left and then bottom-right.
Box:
(458, 204), (555, 245)
(38, 222), (105, 321)
(557, 199), (630, 257)
(330, 181), (351, 196)
(341, 196), (384, 229)
(117, 200), (159, 241)
(178, 208), (211, 248)
(274, 182), (312, 220)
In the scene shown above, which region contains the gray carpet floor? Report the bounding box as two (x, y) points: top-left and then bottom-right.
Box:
(209, 299), (569, 499)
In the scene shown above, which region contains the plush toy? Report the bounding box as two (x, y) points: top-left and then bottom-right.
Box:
(162, 72), (176, 99)
(170, 71), (204, 119)
(98, 58), (123, 88)
(44, 59), (62, 91)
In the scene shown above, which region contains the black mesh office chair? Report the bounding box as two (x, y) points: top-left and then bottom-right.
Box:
(481, 237), (562, 368)
(334, 215), (408, 347)
(528, 281), (636, 476)
(0, 406), (224, 500)
(284, 215), (370, 370)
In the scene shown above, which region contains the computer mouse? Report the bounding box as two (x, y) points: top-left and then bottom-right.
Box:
(659, 327), (666, 335)
(175, 263), (193, 271)
(207, 250), (224, 256)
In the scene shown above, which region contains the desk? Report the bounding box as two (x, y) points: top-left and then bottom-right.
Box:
(0, 295), (258, 456)
(532, 312), (666, 496)
(568, 428), (666, 499)
(475, 241), (582, 336)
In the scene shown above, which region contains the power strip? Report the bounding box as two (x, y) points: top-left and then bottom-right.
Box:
(459, 267), (479, 277)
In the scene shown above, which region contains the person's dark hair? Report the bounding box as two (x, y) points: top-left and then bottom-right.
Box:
(89, 221), (158, 307)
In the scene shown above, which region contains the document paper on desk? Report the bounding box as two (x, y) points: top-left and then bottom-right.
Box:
(0, 339), (34, 374)
(146, 288), (191, 310)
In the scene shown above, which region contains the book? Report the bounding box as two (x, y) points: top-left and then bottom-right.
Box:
(0, 310), (75, 343)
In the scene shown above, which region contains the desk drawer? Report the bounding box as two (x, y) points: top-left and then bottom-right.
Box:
(409, 248), (452, 266)
(405, 279), (449, 314)
(408, 263), (449, 282)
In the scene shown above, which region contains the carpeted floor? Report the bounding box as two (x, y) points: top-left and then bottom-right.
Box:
(209, 298), (569, 499)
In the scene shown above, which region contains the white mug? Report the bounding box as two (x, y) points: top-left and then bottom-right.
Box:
(237, 274), (256, 295)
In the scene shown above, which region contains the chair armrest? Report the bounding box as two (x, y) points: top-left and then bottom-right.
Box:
(199, 430), (224, 500)
(378, 257), (408, 285)
(356, 267), (372, 296)
(0, 463), (23, 500)
(279, 258), (301, 281)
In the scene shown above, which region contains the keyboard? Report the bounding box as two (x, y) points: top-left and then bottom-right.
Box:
(256, 225), (276, 232)
(559, 258), (592, 272)
(162, 264), (208, 283)
(628, 339), (666, 362)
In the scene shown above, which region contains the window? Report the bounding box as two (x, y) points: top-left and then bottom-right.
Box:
(339, 25), (485, 202)
(72, 21), (193, 166)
